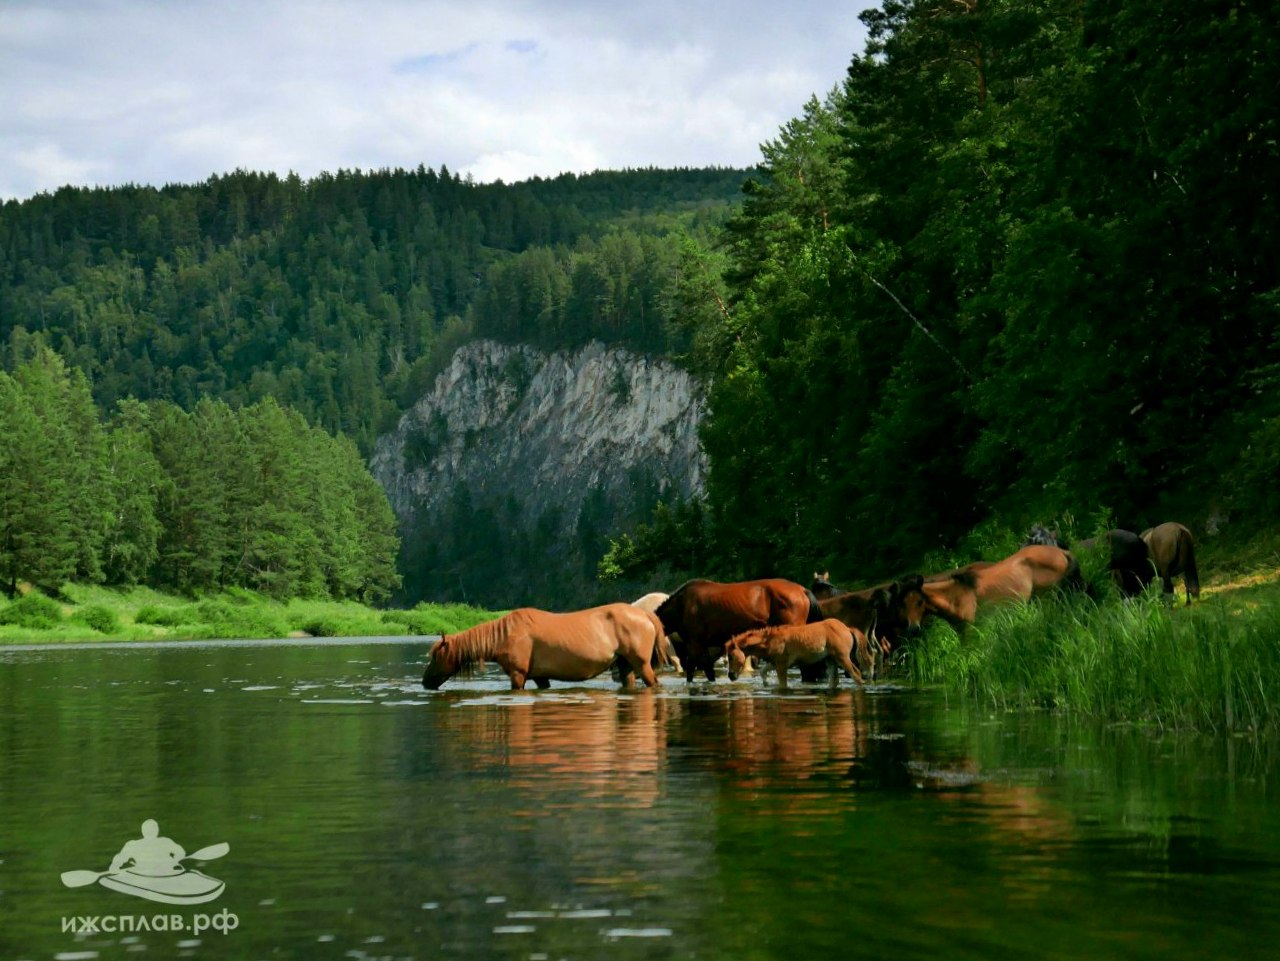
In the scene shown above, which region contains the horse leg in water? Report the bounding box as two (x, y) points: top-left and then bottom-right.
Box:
(617, 651), (658, 689)
(773, 657), (790, 691)
(533, 678), (550, 690)
(613, 654), (638, 689)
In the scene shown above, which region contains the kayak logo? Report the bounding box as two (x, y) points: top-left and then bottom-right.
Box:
(61, 819), (229, 905)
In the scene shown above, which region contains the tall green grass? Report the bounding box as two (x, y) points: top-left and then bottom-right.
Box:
(905, 584), (1280, 733)
(0, 583), (499, 644)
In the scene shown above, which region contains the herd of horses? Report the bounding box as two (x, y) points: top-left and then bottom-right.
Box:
(421, 521), (1200, 692)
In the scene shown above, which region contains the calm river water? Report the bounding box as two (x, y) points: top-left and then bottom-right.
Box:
(2, 639), (1280, 960)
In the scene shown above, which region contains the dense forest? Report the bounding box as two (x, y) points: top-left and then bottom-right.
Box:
(0, 166), (745, 452)
(3, 0), (1277, 609)
(606, 0), (1280, 587)
(0, 348), (399, 600)
(0, 166), (745, 603)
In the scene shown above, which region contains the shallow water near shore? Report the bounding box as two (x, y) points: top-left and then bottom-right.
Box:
(2, 640), (1279, 960)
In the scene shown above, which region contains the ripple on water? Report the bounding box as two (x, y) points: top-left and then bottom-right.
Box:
(604, 928), (674, 938)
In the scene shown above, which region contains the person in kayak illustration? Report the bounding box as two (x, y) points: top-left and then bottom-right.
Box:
(109, 819), (186, 877)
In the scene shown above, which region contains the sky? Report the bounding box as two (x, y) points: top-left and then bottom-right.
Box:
(0, 1), (874, 201)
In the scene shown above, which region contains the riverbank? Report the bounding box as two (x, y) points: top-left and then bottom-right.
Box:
(907, 576), (1280, 734)
(0, 583), (499, 643)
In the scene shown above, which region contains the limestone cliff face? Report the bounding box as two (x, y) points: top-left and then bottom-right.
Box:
(370, 339), (705, 603)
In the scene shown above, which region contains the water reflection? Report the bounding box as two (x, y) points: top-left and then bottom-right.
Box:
(2, 646), (1280, 961)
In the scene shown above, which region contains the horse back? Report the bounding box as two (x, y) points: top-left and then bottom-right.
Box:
(818, 590), (877, 632)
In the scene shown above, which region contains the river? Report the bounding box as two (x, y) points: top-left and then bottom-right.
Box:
(2, 639), (1279, 960)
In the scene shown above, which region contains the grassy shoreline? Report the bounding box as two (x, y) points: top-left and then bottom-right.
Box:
(0, 583), (500, 644)
(905, 578), (1280, 734)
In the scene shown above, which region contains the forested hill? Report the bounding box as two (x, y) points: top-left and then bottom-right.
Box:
(607, 0), (1280, 590)
(0, 165), (747, 451)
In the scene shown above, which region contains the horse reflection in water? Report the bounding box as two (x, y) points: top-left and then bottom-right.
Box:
(709, 692), (876, 807)
(434, 692), (671, 810)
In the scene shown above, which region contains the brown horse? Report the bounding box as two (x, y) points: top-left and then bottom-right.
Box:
(920, 545), (1079, 626)
(725, 619), (865, 690)
(655, 578), (822, 682)
(1141, 522), (1200, 603)
(422, 604), (666, 691)
(816, 576), (929, 649)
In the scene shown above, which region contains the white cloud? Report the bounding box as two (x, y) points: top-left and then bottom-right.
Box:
(0, 0), (872, 200)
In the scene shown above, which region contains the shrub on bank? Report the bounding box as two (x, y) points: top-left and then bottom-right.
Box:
(0, 592), (64, 630)
(72, 605), (120, 634)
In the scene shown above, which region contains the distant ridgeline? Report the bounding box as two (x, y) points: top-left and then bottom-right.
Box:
(371, 339), (706, 610)
(0, 165), (749, 452)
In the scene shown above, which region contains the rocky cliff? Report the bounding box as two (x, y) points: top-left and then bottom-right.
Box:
(370, 339), (706, 607)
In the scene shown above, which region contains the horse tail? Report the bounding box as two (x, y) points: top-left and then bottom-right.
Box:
(645, 610), (670, 669)
(804, 587), (825, 624)
(1182, 534), (1200, 600)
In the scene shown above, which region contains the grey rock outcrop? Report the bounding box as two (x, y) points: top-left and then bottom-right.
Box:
(370, 340), (705, 599)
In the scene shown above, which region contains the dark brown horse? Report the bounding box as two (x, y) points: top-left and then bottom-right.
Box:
(814, 575), (929, 653)
(921, 545), (1079, 627)
(655, 578), (822, 682)
(1141, 522), (1200, 603)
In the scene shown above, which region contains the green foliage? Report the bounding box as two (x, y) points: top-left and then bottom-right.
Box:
(0, 592), (63, 629)
(380, 602), (500, 636)
(0, 167), (746, 452)
(0, 354), (401, 604)
(134, 604), (190, 627)
(906, 586), (1280, 733)
(0, 583), (502, 643)
(624, 0), (1280, 586)
(72, 604), (120, 634)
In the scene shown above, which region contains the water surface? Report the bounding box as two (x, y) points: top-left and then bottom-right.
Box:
(2, 640), (1278, 960)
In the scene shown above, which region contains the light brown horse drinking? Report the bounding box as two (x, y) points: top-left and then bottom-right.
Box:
(422, 603), (666, 691)
(1141, 522), (1200, 603)
(920, 545), (1079, 627)
(724, 619), (865, 690)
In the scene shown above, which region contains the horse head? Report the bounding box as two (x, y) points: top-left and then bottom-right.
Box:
(422, 636), (457, 690)
(881, 574), (927, 639)
(810, 571), (841, 600)
(725, 639), (749, 681)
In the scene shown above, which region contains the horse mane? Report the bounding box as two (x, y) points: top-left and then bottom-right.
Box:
(951, 569), (979, 589)
(445, 613), (516, 669)
(727, 625), (772, 653)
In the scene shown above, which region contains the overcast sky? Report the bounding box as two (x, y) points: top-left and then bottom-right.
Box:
(0, 1), (874, 201)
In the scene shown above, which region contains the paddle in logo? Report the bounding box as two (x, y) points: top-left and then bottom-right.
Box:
(60, 819), (229, 905)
